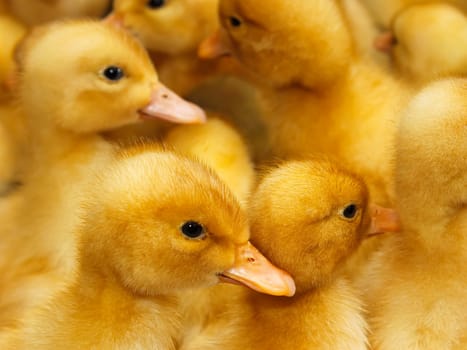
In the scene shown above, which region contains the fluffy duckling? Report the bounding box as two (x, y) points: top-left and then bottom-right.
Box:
(0, 19), (204, 186)
(4, 0), (111, 26)
(200, 0), (408, 206)
(111, 0), (242, 95)
(164, 117), (255, 204)
(1, 148), (295, 349)
(360, 0), (467, 28)
(374, 2), (467, 84)
(0, 19), (205, 328)
(360, 78), (467, 349)
(182, 158), (400, 350)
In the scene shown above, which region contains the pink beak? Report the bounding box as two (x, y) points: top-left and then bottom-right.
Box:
(139, 84), (206, 124)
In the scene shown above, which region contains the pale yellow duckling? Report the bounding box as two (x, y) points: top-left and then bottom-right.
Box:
(5, 0), (111, 26)
(374, 2), (467, 84)
(181, 158), (400, 350)
(200, 0), (408, 208)
(0, 19), (204, 187)
(0, 19), (205, 328)
(361, 0), (467, 28)
(360, 78), (467, 349)
(1, 147), (295, 349)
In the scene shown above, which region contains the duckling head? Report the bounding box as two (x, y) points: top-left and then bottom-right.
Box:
(250, 159), (399, 292)
(111, 0), (218, 55)
(15, 20), (205, 134)
(199, 0), (354, 89)
(79, 147), (295, 297)
(375, 3), (467, 82)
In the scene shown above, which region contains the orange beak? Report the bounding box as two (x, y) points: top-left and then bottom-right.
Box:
(219, 242), (296, 297)
(198, 30), (231, 59)
(367, 204), (401, 237)
(374, 31), (396, 53)
(139, 84), (206, 124)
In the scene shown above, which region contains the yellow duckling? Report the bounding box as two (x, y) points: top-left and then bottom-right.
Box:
(200, 0), (408, 205)
(374, 2), (467, 84)
(360, 78), (467, 349)
(181, 158), (400, 350)
(0, 147), (295, 349)
(0, 19), (205, 328)
(361, 0), (467, 28)
(0, 19), (205, 187)
(4, 0), (111, 26)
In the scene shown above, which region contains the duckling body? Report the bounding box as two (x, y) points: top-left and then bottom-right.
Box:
(164, 117), (254, 204)
(361, 78), (467, 349)
(2, 148), (294, 349)
(375, 3), (467, 84)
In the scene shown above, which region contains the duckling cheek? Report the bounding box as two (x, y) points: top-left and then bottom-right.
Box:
(139, 84), (206, 124)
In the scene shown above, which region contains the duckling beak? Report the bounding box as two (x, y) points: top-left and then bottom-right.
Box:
(374, 31), (395, 53)
(198, 30), (231, 59)
(367, 204), (401, 237)
(102, 12), (125, 29)
(139, 84), (207, 124)
(219, 242), (296, 297)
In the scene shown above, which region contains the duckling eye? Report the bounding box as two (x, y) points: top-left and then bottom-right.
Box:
(147, 0), (165, 9)
(102, 66), (124, 81)
(181, 221), (205, 239)
(341, 204), (358, 219)
(229, 16), (242, 28)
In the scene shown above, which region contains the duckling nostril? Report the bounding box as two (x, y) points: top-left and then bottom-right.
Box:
(247, 257), (256, 263)
(162, 94), (169, 99)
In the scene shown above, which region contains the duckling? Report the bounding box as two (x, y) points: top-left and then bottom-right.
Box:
(200, 0), (408, 208)
(374, 2), (467, 84)
(181, 158), (400, 350)
(360, 0), (467, 28)
(0, 19), (206, 328)
(164, 117), (255, 204)
(5, 0), (111, 26)
(0, 19), (205, 186)
(1, 147), (295, 349)
(360, 78), (467, 349)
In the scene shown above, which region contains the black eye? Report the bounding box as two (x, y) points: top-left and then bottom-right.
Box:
(342, 204), (358, 219)
(229, 16), (242, 27)
(181, 221), (205, 239)
(102, 66), (124, 81)
(147, 0), (165, 9)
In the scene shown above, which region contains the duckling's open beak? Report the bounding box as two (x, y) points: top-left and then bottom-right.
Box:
(374, 31), (395, 53)
(367, 204), (401, 237)
(219, 242), (296, 297)
(198, 30), (231, 59)
(139, 84), (207, 124)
